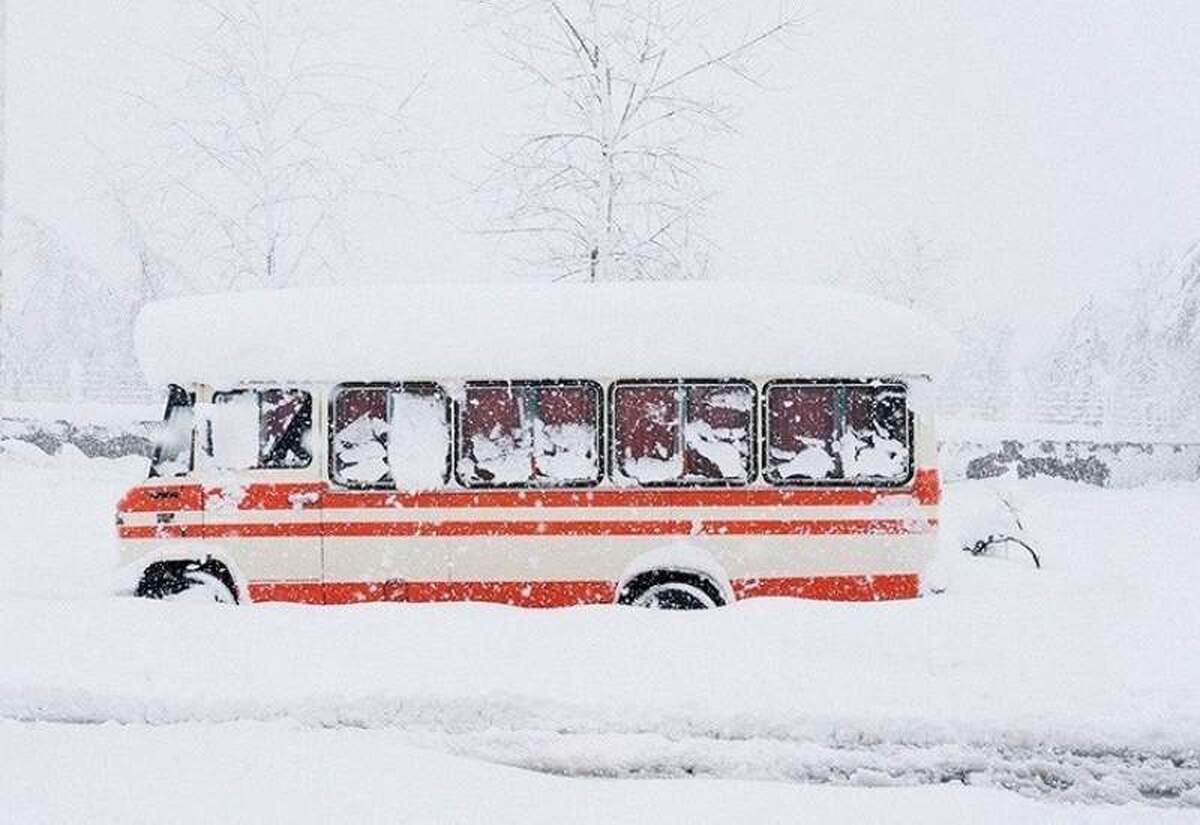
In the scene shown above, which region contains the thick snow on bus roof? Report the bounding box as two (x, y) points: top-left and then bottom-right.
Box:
(135, 282), (954, 386)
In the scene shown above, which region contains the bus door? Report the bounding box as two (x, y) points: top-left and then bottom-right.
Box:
(198, 388), (324, 602)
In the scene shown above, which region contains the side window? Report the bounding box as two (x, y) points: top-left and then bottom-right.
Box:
(331, 387), (389, 484)
(259, 389), (313, 468)
(460, 386), (527, 484)
(457, 382), (601, 487)
(330, 384), (449, 490)
(764, 382), (910, 485)
(765, 385), (838, 482)
(149, 384), (195, 478)
(207, 389), (313, 471)
(843, 385), (909, 480)
(612, 381), (754, 486)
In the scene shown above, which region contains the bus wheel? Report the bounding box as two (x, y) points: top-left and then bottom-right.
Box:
(136, 562), (238, 604)
(618, 571), (725, 610)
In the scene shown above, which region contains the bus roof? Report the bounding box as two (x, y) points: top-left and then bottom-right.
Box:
(135, 281), (955, 386)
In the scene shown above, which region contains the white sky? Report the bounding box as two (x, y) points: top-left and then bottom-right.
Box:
(6, 0), (1199, 337)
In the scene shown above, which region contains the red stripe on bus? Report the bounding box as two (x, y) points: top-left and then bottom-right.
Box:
(118, 469), (940, 514)
(245, 574), (919, 606)
(119, 517), (935, 541)
(733, 573), (918, 601)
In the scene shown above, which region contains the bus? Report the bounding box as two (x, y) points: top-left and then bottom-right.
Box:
(116, 282), (948, 608)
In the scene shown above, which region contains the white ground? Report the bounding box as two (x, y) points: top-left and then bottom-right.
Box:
(1, 442), (1198, 822)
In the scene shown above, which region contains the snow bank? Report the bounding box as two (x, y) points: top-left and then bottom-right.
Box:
(0, 449), (144, 597)
(135, 282), (955, 386)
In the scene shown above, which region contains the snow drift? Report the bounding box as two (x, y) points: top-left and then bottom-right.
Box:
(134, 282), (956, 386)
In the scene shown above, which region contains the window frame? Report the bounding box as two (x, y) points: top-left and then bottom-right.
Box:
(327, 381), (452, 491)
(208, 387), (315, 471)
(761, 378), (914, 489)
(454, 379), (604, 489)
(608, 378), (758, 488)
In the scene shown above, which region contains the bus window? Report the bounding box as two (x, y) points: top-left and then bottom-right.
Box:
(260, 389), (313, 468)
(765, 382), (909, 485)
(612, 381), (754, 486)
(684, 385), (754, 481)
(612, 385), (681, 483)
(330, 384), (449, 490)
(457, 382), (601, 487)
(842, 385), (908, 481)
(765, 385), (838, 482)
(460, 386), (528, 484)
(205, 388), (313, 471)
(149, 384), (195, 478)
(331, 387), (390, 485)
(532, 384), (600, 484)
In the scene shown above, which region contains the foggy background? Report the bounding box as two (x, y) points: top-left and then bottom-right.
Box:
(2, 0), (1198, 436)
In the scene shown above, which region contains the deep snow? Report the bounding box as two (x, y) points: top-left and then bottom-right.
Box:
(1, 443), (1198, 819)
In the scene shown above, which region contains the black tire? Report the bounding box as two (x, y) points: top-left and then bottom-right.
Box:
(617, 570), (726, 610)
(136, 561), (238, 604)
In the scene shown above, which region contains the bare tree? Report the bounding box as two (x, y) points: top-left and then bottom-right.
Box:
(834, 227), (957, 319)
(122, 0), (416, 291)
(481, 0), (799, 281)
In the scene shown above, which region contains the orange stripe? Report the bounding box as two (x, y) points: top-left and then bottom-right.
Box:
(120, 517), (935, 541)
(733, 573), (918, 601)
(245, 574), (919, 606)
(118, 469), (941, 515)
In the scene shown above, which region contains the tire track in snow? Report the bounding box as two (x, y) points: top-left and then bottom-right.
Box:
(405, 729), (1200, 808)
(4, 691), (1197, 808)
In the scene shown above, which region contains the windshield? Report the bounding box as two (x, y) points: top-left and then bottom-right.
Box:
(149, 384), (195, 478)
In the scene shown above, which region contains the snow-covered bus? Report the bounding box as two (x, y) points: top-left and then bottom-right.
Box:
(116, 283), (950, 608)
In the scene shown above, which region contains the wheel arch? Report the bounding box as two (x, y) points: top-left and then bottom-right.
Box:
(118, 543), (248, 603)
(615, 541), (735, 606)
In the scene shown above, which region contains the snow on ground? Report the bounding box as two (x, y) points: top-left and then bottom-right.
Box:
(3, 720), (1193, 825)
(1, 444), (1199, 820)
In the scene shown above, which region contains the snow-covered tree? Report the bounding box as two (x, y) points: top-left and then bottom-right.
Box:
(0, 217), (137, 401)
(833, 227), (956, 321)
(1144, 241), (1200, 433)
(120, 0), (416, 291)
(941, 315), (1017, 422)
(481, 0), (798, 281)
(1037, 297), (1111, 428)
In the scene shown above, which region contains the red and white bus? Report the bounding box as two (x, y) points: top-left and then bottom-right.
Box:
(117, 283), (948, 608)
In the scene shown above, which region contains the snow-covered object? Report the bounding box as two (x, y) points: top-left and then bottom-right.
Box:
(841, 429), (908, 479)
(134, 282), (955, 386)
(334, 415), (389, 484)
(770, 439), (837, 480)
(532, 420), (598, 482)
(195, 397), (257, 471)
(387, 392), (450, 491)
